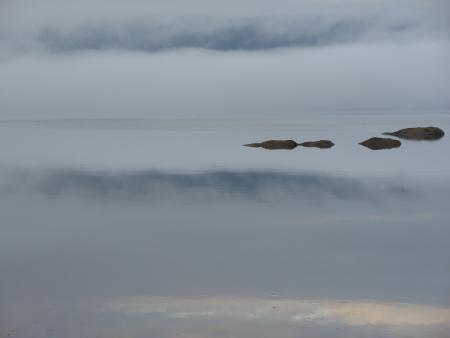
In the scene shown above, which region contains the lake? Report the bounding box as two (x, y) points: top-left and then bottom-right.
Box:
(1, 112), (449, 338)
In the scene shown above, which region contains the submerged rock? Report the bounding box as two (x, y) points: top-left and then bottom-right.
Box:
(383, 127), (445, 140)
(359, 137), (401, 150)
(299, 140), (334, 149)
(244, 140), (298, 150)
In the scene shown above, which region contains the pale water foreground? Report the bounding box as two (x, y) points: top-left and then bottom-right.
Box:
(0, 112), (449, 338)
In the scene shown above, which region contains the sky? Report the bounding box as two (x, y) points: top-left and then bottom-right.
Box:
(0, 0), (449, 119)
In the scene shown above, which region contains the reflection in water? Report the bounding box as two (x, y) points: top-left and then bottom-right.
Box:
(2, 169), (412, 201)
(100, 296), (450, 338)
(108, 296), (450, 326)
(0, 118), (449, 338)
(1, 167), (450, 338)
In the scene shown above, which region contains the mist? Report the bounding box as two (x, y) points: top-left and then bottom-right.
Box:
(1, 42), (449, 119)
(1, 2), (449, 338)
(1, 0), (449, 119)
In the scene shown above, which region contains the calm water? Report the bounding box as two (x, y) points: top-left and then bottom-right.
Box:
(1, 113), (449, 338)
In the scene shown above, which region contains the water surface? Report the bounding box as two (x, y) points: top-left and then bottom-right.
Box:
(1, 114), (449, 338)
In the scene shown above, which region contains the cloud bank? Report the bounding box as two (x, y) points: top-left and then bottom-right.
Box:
(0, 0), (449, 118)
(1, 0), (449, 54)
(2, 16), (445, 54)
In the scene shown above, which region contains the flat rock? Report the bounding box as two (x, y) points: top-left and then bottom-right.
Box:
(383, 127), (444, 140)
(359, 137), (401, 150)
(299, 140), (334, 149)
(244, 140), (298, 150)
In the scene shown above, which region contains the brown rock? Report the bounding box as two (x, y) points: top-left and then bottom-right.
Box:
(359, 137), (401, 150)
(299, 140), (334, 149)
(383, 127), (445, 140)
(243, 143), (264, 148)
(243, 140), (298, 150)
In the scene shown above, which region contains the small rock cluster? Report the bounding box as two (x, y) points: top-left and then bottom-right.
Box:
(244, 139), (334, 150)
(244, 127), (445, 151)
(359, 126), (444, 150)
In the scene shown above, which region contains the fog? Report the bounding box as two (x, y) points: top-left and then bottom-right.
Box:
(1, 42), (449, 119)
(2, 0), (448, 55)
(0, 0), (449, 119)
(2, 13), (448, 53)
(1, 1), (449, 337)
(1, 0), (448, 54)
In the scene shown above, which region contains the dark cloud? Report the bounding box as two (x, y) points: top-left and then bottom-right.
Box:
(33, 18), (411, 52)
(1, 0), (449, 54)
(1, 15), (445, 54)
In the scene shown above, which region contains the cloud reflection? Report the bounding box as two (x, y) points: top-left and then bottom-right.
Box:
(107, 295), (450, 326)
(1, 169), (415, 202)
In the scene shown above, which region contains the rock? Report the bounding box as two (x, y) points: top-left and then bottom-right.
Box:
(299, 140), (334, 149)
(243, 140), (298, 150)
(244, 143), (264, 148)
(383, 127), (444, 140)
(244, 139), (335, 150)
(359, 137), (401, 150)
